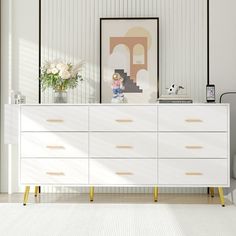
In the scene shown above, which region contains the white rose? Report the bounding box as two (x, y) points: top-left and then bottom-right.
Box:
(56, 63), (64, 70)
(59, 70), (71, 80)
(62, 64), (69, 70)
(50, 63), (56, 69)
(51, 68), (59, 74)
(47, 68), (52, 74)
(62, 64), (69, 71)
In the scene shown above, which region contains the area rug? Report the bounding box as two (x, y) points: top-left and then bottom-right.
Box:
(0, 203), (235, 236)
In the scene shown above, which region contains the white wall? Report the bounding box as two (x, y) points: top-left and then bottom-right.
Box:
(1, 0), (39, 192)
(210, 0), (236, 174)
(210, 0), (236, 98)
(1, 0), (14, 193)
(1, 0), (236, 193)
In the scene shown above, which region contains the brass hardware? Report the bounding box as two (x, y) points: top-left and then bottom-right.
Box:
(34, 186), (39, 197)
(115, 119), (133, 123)
(46, 119), (64, 123)
(23, 186), (30, 206)
(46, 172), (65, 176)
(185, 172), (203, 176)
(116, 145), (133, 149)
(218, 187), (225, 207)
(154, 186), (158, 202)
(185, 145), (203, 149)
(90, 186), (94, 202)
(210, 187), (215, 198)
(185, 119), (203, 123)
(116, 172), (133, 176)
(46, 145), (65, 149)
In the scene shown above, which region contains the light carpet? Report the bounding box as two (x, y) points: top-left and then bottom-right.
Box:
(0, 203), (235, 236)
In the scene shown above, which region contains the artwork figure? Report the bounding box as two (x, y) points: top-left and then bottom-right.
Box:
(111, 73), (124, 98)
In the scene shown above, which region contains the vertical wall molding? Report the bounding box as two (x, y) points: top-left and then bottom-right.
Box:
(39, 0), (41, 103)
(207, 0), (210, 85)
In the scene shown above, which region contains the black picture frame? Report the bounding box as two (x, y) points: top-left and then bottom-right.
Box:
(100, 17), (159, 103)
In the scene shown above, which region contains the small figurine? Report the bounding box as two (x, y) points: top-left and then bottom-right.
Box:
(111, 73), (125, 99)
(167, 83), (184, 95)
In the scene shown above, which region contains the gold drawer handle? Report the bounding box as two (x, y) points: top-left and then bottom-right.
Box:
(185, 145), (203, 149)
(116, 145), (133, 149)
(115, 119), (133, 123)
(46, 119), (64, 123)
(185, 172), (203, 176)
(46, 145), (65, 149)
(185, 119), (203, 123)
(116, 172), (133, 176)
(46, 172), (65, 176)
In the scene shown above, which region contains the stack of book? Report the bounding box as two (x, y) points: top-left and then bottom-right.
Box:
(157, 97), (193, 103)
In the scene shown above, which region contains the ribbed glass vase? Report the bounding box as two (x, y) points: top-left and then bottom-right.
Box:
(53, 89), (68, 103)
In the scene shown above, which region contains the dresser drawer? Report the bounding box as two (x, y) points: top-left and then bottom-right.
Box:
(159, 159), (228, 186)
(158, 133), (228, 158)
(21, 132), (88, 158)
(159, 105), (228, 131)
(21, 159), (88, 184)
(90, 159), (157, 185)
(90, 133), (157, 158)
(21, 106), (88, 131)
(89, 106), (157, 131)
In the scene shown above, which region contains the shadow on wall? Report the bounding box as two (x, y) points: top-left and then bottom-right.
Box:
(222, 93), (236, 203)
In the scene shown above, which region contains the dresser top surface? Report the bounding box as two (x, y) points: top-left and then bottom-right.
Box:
(6, 103), (230, 107)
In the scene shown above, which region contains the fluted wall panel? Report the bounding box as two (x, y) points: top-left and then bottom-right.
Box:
(41, 0), (208, 194)
(41, 0), (207, 103)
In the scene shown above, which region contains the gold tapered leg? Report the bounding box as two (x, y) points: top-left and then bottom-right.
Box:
(34, 186), (39, 197)
(218, 187), (225, 207)
(23, 186), (30, 206)
(90, 186), (94, 202)
(210, 187), (214, 198)
(154, 186), (158, 202)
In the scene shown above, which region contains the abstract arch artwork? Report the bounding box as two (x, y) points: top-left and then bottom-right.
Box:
(100, 18), (159, 103)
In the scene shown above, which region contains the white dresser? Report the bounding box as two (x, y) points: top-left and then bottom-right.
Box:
(17, 104), (230, 205)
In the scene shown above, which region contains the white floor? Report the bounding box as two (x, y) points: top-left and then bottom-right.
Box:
(0, 200), (236, 236)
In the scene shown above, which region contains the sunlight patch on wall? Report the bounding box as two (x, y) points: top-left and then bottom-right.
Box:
(18, 39), (39, 103)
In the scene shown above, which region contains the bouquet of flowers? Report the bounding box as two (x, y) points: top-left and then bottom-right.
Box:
(40, 60), (83, 92)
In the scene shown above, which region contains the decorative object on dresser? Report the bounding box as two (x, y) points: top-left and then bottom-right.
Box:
(5, 104), (229, 206)
(206, 84), (215, 103)
(100, 18), (159, 103)
(157, 83), (193, 103)
(10, 91), (26, 104)
(157, 97), (193, 103)
(40, 60), (83, 103)
(167, 83), (184, 95)
(111, 73), (126, 103)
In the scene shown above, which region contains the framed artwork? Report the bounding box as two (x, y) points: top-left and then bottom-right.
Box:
(100, 18), (159, 103)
